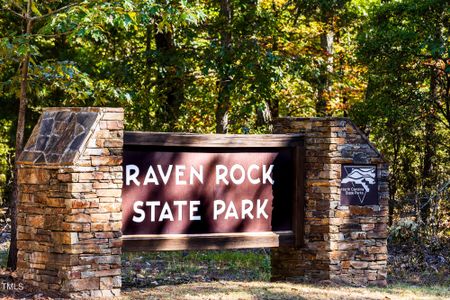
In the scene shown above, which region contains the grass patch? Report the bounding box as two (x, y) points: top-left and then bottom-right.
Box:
(0, 245), (8, 267)
(371, 283), (450, 298)
(122, 249), (449, 299)
(121, 249), (271, 288)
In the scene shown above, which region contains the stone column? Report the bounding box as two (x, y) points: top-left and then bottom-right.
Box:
(16, 107), (123, 298)
(271, 117), (388, 286)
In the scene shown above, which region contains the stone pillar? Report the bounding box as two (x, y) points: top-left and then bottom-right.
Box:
(16, 107), (124, 298)
(271, 118), (388, 286)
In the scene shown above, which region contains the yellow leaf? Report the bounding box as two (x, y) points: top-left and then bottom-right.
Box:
(31, 1), (42, 16)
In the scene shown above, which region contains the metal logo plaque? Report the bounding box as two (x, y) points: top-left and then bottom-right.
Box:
(340, 165), (378, 205)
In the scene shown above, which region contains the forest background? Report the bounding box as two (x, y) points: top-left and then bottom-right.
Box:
(0, 0), (448, 282)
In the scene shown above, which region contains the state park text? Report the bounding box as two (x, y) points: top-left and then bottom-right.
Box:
(125, 163), (274, 222)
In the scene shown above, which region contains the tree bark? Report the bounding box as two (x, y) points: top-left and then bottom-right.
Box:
(154, 27), (184, 131)
(216, 0), (232, 134)
(420, 69), (438, 224)
(8, 0), (33, 271)
(316, 23), (334, 117)
(388, 135), (400, 227)
(256, 100), (273, 129)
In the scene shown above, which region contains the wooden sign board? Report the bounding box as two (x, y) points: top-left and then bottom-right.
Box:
(121, 133), (305, 251)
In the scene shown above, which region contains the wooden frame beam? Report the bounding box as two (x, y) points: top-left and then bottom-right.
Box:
(122, 231), (294, 252)
(124, 132), (304, 148)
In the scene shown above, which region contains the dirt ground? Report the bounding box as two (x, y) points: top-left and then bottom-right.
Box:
(121, 281), (450, 300)
(0, 276), (449, 300)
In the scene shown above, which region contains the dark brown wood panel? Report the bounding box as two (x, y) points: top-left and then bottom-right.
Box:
(122, 132), (305, 251)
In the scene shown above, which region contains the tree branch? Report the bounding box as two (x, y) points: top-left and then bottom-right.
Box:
(2, 7), (25, 19)
(31, 3), (80, 21)
(7, 0), (24, 13)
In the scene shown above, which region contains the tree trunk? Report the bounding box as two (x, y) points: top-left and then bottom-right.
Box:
(8, 1), (33, 271)
(142, 24), (153, 131)
(316, 25), (334, 117)
(146, 25), (152, 68)
(216, 0), (232, 134)
(388, 136), (400, 227)
(420, 70), (438, 224)
(154, 27), (184, 131)
(256, 100), (273, 129)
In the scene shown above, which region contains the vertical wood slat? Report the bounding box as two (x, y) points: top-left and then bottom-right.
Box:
(293, 142), (306, 248)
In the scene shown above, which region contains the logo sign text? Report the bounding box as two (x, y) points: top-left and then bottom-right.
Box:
(340, 165), (378, 205)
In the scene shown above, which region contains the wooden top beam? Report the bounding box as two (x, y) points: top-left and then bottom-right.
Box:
(124, 132), (304, 148)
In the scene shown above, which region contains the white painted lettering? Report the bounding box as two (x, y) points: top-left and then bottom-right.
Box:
(126, 164), (140, 186)
(158, 164), (173, 184)
(190, 200), (201, 220)
(247, 164), (260, 184)
(256, 199), (269, 219)
(159, 202), (174, 221)
(190, 165), (204, 184)
(173, 200), (188, 221)
(230, 164), (245, 184)
(214, 200), (226, 220)
(132, 201), (145, 223)
(262, 165), (274, 184)
(144, 166), (159, 185)
(216, 165), (229, 185)
(225, 201), (239, 219)
(241, 199), (254, 219)
(175, 165), (187, 185)
(145, 201), (161, 222)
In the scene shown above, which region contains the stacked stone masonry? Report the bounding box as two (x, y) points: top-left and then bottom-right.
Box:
(271, 117), (388, 286)
(17, 107), (124, 298)
(16, 110), (388, 297)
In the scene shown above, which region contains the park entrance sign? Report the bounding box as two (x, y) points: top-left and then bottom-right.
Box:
(15, 107), (389, 298)
(121, 133), (304, 251)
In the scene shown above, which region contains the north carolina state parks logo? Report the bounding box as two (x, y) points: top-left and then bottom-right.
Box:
(340, 165), (378, 205)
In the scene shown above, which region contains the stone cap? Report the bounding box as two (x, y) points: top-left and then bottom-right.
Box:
(18, 107), (123, 165)
(273, 117), (385, 162)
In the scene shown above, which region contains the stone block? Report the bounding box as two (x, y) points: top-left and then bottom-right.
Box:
(100, 277), (114, 289)
(52, 232), (79, 245)
(350, 261), (369, 269)
(91, 213), (110, 223)
(94, 268), (121, 277)
(96, 189), (121, 197)
(67, 183), (93, 193)
(91, 156), (122, 166)
(70, 200), (91, 209)
(65, 278), (100, 291)
(18, 168), (51, 184)
(103, 139), (123, 148)
(349, 206), (373, 215)
(28, 215), (45, 228)
(65, 214), (91, 223)
(61, 222), (84, 232)
(106, 121), (124, 130)
(102, 112), (123, 121)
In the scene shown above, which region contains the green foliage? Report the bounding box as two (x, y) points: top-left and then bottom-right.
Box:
(389, 218), (420, 243)
(352, 0), (450, 228)
(0, 0), (448, 246)
(122, 249), (271, 287)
